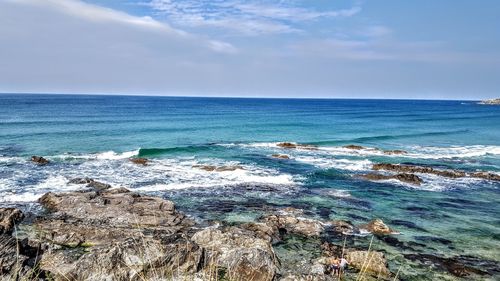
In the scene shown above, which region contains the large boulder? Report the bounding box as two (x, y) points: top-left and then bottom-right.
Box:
(0, 208), (24, 235)
(260, 208), (325, 238)
(346, 250), (391, 279)
(192, 227), (279, 281)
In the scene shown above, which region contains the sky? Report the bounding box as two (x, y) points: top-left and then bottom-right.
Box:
(0, 0), (499, 99)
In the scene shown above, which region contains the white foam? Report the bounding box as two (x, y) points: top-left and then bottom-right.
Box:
(294, 156), (372, 171)
(406, 145), (500, 159)
(326, 189), (352, 198)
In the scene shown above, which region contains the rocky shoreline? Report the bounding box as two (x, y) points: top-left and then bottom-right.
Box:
(2, 178), (498, 281)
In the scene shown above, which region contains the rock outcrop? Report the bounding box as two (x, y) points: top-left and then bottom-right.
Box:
(193, 165), (244, 172)
(129, 157), (148, 166)
(277, 142), (317, 150)
(68, 177), (112, 191)
(343, 145), (407, 155)
(31, 156), (49, 165)
(372, 163), (500, 182)
(260, 208), (325, 238)
(346, 250), (391, 279)
(359, 219), (398, 235)
(0, 208), (24, 235)
(361, 172), (423, 185)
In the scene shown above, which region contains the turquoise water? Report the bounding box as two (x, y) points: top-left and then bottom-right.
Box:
(1, 94), (499, 279)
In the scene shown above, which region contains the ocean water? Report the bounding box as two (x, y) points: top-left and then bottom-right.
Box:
(1, 94), (499, 279)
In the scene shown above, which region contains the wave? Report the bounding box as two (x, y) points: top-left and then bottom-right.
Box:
(138, 145), (215, 157)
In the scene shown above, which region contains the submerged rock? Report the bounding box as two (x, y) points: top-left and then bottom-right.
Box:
(404, 253), (494, 277)
(31, 155), (49, 165)
(343, 145), (366, 150)
(383, 149), (407, 155)
(129, 157), (148, 166)
(0, 208), (24, 235)
(192, 227), (278, 281)
(359, 219), (398, 235)
(68, 177), (112, 191)
(193, 164), (244, 172)
(360, 172), (422, 185)
(272, 154), (291, 159)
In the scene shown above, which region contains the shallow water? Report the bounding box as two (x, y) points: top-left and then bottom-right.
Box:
(1, 94), (499, 279)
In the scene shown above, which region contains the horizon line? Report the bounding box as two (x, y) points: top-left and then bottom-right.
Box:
(0, 92), (487, 102)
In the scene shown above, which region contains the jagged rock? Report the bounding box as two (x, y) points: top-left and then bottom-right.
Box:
(329, 220), (357, 235)
(272, 154), (290, 159)
(360, 172), (422, 185)
(33, 189), (199, 280)
(469, 171), (500, 181)
(192, 227), (278, 281)
(31, 156), (49, 165)
(193, 165), (244, 172)
(68, 177), (112, 191)
(129, 157), (148, 166)
(0, 235), (44, 280)
(260, 208), (324, 238)
(0, 208), (24, 235)
(346, 250), (391, 279)
(241, 222), (280, 243)
(359, 219), (398, 235)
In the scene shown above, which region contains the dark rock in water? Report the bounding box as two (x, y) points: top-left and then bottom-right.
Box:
(343, 144), (366, 150)
(31, 155), (49, 165)
(271, 154), (290, 159)
(390, 219), (427, 232)
(328, 220), (357, 235)
(193, 164), (244, 171)
(360, 172), (423, 185)
(378, 236), (415, 251)
(414, 235), (453, 245)
(404, 253), (493, 277)
(383, 149), (407, 155)
(372, 163), (500, 182)
(359, 219), (399, 235)
(129, 157), (148, 165)
(0, 208), (24, 235)
(68, 177), (112, 191)
(316, 207), (331, 220)
(405, 206), (428, 212)
(277, 142), (317, 150)
(347, 213), (369, 221)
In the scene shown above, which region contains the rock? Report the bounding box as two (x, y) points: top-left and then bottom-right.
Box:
(383, 149), (407, 155)
(343, 145), (366, 150)
(359, 219), (398, 235)
(346, 250), (391, 279)
(277, 142), (317, 150)
(478, 98), (500, 105)
(329, 220), (357, 235)
(193, 165), (244, 172)
(272, 154), (290, 159)
(192, 227), (278, 281)
(240, 222), (280, 243)
(0, 208), (24, 235)
(360, 172), (423, 185)
(404, 253), (493, 277)
(0, 234), (44, 279)
(129, 157), (148, 166)
(31, 156), (49, 165)
(469, 171), (500, 181)
(33, 189), (200, 280)
(372, 163), (466, 178)
(68, 177), (112, 191)
(260, 208), (325, 238)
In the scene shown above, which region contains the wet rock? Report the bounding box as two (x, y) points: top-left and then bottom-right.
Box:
(390, 220), (427, 232)
(404, 253), (491, 277)
(192, 227), (278, 281)
(0, 208), (24, 235)
(359, 219), (398, 235)
(469, 171), (500, 181)
(129, 157), (148, 166)
(31, 155), (49, 165)
(68, 177), (112, 191)
(378, 236), (415, 251)
(277, 142), (317, 150)
(346, 250), (391, 279)
(329, 220), (357, 235)
(414, 236), (453, 245)
(272, 154), (291, 159)
(343, 145), (366, 150)
(383, 149), (407, 155)
(193, 164), (244, 172)
(260, 208), (325, 238)
(360, 172), (422, 185)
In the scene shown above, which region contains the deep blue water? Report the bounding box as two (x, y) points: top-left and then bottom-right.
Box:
(1, 94), (499, 279)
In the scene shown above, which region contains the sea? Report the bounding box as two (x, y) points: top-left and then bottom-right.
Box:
(1, 94), (499, 280)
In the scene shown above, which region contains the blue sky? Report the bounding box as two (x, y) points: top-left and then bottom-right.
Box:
(0, 0), (499, 99)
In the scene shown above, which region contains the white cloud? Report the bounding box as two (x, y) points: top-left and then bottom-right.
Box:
(146, 0), (361, 35)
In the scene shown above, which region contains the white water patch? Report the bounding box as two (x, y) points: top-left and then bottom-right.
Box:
(326, 189), (352, 198)
(53, 149), (140, 161)
(406, 145), (500, 159)
(294, 156), (372, 171)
